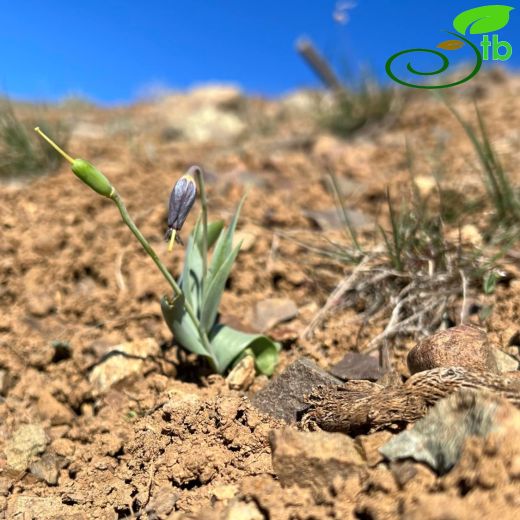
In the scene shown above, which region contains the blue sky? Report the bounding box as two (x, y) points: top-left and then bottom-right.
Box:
(0, 1), (518, 104)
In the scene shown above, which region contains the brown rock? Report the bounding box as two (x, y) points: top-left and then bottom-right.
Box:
(212, 484), (238, 502)
(37, 391), (74, 426)
(270, 428), (365, 499)
(232, 229), (258, 252)
(407, 325), (497, 374)
(145, 486), (179, 518)
(0, 369), (12, 396)
(356, 431), (393, 467)
(51, 438), (75, 458)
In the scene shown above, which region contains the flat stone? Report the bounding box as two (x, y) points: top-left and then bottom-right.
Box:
(89, 338), (160, 394)
(251, 298), (298, 332)
(380, 389), (520, 474)
(303, 208), (370, 231)
(26, 292), (55, 317)
(271, 428), (365, 499)
(330, 352), (383, 381)
(492, 347), (519, 372)
(232, 230), (257, 252)
(145, 486), (179, 518)
(251, 358), (341, 422)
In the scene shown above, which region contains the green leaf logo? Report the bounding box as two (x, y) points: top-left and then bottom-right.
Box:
(453, 5), (514, 35)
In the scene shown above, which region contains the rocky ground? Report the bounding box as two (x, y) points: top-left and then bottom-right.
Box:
(1, 72), (520, 519)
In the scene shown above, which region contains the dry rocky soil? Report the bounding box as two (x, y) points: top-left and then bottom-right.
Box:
(1, 73), (520, 519)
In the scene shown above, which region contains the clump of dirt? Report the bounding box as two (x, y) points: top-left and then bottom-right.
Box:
(1, 76), (520, 518)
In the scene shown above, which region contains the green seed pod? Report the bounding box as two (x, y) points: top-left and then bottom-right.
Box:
(71, 159), (114, 198)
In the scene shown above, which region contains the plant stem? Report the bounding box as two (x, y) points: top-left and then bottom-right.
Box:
(328, 171), (362, 252)
(110, 190), (214, 362)
(193, 166), (208, 278)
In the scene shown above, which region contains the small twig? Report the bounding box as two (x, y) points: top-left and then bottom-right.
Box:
(303, 255), (371, 338)
(138, 463), (156, 516)
(363, 299), (439, 353)
(114, 249), (127, 292)
(266, 232), (280, 272)
(459, 269), (470, 324)
(192, 166), (208, 278)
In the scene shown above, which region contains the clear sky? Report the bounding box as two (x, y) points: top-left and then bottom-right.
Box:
(0, 1), (518, 104)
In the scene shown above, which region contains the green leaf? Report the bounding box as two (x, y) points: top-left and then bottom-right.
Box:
(208, 196), (246, 280)
(483, 271), (498, 294)
(180, 231), (202, 313)
(160, 295), (208, 357)
(180, 219), (225, 315)
(209, 324), (280, 374)
(197, 220), (224, 250)
(247, 341), (281, 376)
(200, 243), (242, 333)
(453, 5), (514, 35)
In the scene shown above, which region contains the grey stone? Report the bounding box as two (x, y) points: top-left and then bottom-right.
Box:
(303, 208), (370, 231)
(251, 358), (340, 422)
(251, 298), (298, 332)
(329, 352), (382, 381)
(380, 389), (517, 474)
(29, 453), (64, 486)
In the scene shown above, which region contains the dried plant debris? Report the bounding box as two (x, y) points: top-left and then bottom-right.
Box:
(303, 242), (490, 353)
(302, 367), (520, 435)
(380, 389), (518, 474)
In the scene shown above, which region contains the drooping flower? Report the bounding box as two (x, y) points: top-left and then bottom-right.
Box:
(165, 173), (197, 248)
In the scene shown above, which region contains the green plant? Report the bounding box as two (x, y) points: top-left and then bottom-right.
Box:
(445, 100), (520, 227)
(0, 103), (68, 178)
(34, 128), (280, 375)
(321, 76), (396, 137)
(303, 132), (514, 351)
